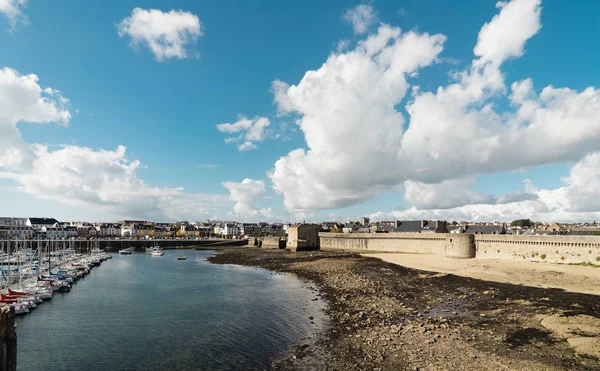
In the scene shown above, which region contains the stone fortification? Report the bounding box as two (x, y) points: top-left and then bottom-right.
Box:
(319, 232), (600, 264)
(319, 233), (447, 255)
(287, 224), (321, 252)
(260, 236), (283, 249)
(474, 234), (600, 264)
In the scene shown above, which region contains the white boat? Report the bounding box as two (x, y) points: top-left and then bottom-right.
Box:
(12, 303), (29, 315)
(146, 246), (162, 254)
(151, 249), (164, 257)
(118, 249), (132, 255)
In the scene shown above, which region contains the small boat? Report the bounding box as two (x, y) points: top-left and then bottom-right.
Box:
(151, 249), (164, 257)
(177, 256), (187, 260)
(118, 249), (132, 255)
(12, 303), (29, 315)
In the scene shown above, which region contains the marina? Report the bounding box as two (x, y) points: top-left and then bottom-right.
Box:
(8, 246), (325, 370)
(1, 240), (112, 315)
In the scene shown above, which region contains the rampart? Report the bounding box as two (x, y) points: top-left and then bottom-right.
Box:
(319, 232), (600, 264)
(474, 234), (600, 264)
(319, 233), (447, 255)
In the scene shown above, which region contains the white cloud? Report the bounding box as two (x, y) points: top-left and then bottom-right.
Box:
(269, 23), (446, 211)
(217, 116), (271, 151)
(222, 178), (271, 218)
(117, 8), (202, 62)
(370, 152), (600, 222)
(473, 0), (541, 67)
(0, 67), (70, 170)
(0, 0), (27, 30)
(0, 143), (226, 221)
(404, 178), (496, 209)
(264, 0), (600, 216)
(0, 67), (225, 221)
(343, 4), (377, 34)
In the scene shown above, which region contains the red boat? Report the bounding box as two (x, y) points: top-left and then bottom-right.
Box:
(7, 289), (28, 297)
(0, 294), (21, 303)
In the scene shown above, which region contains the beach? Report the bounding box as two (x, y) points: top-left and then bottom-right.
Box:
(208, 248), (600, 370)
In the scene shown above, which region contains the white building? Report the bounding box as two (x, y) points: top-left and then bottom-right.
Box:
(95, 223), (121, 237)
(26, 218), (60, 230)
(223, 224), (240, 236)
(42, 224), (77, 239)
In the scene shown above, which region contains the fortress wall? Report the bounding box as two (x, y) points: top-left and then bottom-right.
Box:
(261, 236), (282, 249)
(318, 232), (600, 264)
(474, 234), (600, 264)
(319, 233), (447, 255)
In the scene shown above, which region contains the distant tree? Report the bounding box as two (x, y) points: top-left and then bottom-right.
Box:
(510, 219), (534, 227)
(331, 226), (344, 233)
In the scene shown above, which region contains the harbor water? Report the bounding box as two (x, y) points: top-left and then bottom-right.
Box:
(15, 249), (326, 370)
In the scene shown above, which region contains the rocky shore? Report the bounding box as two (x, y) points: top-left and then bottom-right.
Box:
(207, 248), (600, 370)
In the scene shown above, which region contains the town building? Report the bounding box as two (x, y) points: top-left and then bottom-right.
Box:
(464, 224), (506, 234)
(26, 217), (60, 230)
(223, 224), (240, 236)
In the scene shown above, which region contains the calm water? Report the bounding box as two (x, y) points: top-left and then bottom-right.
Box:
(15, 250), (326, 370)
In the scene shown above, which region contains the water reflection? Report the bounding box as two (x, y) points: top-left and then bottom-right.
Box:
(15, 249), (326, 370)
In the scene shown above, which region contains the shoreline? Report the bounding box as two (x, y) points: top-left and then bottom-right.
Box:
(208, 247), (600, 370)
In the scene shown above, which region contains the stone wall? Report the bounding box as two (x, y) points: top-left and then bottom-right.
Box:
(288, 224), (321, 252)
(474, 234), (600, 264)
(261, 236), (283, 249)
(319, 233), (447, 255)
(319, 232), (600, 264)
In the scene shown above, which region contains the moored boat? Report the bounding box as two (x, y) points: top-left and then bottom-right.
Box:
(151, 249), (164, 257)
(177, 256), (187, 260)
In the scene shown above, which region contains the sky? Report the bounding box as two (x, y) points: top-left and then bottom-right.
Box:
(1, 0), (600, 223)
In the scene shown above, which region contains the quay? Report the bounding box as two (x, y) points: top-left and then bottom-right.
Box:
(0, 238), (247, 255)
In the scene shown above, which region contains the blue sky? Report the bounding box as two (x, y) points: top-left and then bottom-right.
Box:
(1, 0), (600, 223)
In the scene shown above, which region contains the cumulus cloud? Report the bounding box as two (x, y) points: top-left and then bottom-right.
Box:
(117, 8), (202, 62)
(0, 67), (225, 221)
(263, 0), (600, 217)
(369, 152), (600, 222)
(404, 178), (496, 210)
(0, 144), (224, 220)
(217, 115), (271, 151)
(269, 23), (446, 211)
(0, 67), (70, 170)
(0, 0), (27, 30)
(222, 178), (272, 218)
(343, 4), (377, 34)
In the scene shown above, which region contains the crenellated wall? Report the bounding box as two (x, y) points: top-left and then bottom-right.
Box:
(319, 232), (600, 264)
(474, 234), (600, 264)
